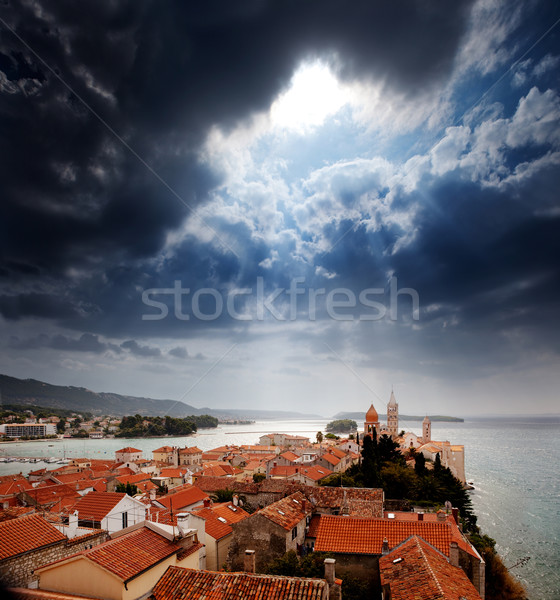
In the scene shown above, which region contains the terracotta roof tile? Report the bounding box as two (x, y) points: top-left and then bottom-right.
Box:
(0, 514), (66, 560)
(152, 566), (328, 600)
(115, 472), (152, 485)
(259, 492), (311, 530)
(9, 588), (99, 600)
(379, 535), (482, 599)
(70, 492), (125, 522)
(37, 527), (180, 582)
(300, 466), (333, 481)
(116, 447), (142, 453)
(153, 446), (175, 453)
(314, 516), (456, 556)
(307, 514), (322, 538)
(156, 485), (209, 511)
(211, 503), (250, 524)
(279, 451), (300, 462)
(191, 507), (232, 540)
(179, 446), (202, 455)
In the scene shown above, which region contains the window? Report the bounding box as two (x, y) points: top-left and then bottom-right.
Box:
(291, 526), (298, 540)
(122, 511), (128, 529)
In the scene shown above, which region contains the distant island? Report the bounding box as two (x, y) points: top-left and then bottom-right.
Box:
(332, 411), (464, 423)
(326, 419), (358, 433)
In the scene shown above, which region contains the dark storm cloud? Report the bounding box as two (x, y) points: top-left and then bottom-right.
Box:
(120, 339), (161, 358)
(9, 332), (121, 354)
(0, 0), (474, 290)
(169, 346), (188, 359)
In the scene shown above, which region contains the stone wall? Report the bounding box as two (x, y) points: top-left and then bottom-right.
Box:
(227, 513), (291, 572)
(0, 531), (108, 588)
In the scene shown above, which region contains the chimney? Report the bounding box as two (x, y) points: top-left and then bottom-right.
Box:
(324, 558), (342, 600)
(67, 510), (78, 538)
(418, 512), (424, 522)
(176, 512), (191, 537)
(203, 498), (211, 508)
(233, 494), (239, 507)
(451, 507), (459, 525)
(324, 558), (336, 584)
(149, 488), (156, 501)
(381, 538), (390, 555)
(244, 550), (256, 573)
(437, 510), (446, 522)
(449, 541), (459, 567)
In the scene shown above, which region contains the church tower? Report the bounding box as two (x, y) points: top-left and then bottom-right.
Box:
(387, 390), (399, 437)
(364, 403), (380, 438)
(422, 415), (431, 443)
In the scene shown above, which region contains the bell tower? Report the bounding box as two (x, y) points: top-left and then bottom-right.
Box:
(387, 390), (399, 437)
(364, 403), (380, 438)
(422, 415), (431, 443)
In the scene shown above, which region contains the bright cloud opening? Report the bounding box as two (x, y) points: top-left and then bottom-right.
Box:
(270, 61), (351, 132)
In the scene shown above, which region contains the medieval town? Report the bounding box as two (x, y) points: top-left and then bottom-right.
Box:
(0, 395), (490, 600)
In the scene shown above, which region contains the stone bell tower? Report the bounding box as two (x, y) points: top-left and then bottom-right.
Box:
(387, 390), (399, 437)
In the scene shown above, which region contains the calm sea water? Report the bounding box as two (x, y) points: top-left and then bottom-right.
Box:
(1, 417), (559, 599)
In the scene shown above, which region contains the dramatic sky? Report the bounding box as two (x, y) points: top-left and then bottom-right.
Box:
(1, 0), (559, 417)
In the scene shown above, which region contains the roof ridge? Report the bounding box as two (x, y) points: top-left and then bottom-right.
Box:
(414, 536), (446, 599)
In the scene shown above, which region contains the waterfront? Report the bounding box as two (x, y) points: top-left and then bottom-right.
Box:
(1, 417), (559, 599)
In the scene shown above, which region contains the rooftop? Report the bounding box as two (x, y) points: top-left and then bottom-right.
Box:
(116, 447), (142, 453)
(314, 516), (456, 556)
(70, 492), (125, 522)
(259, 492), (311, 530)
(37, 526), (180, 583)
(0, 513), (66, 560)
(379, 535), (481, 600)
(156, 485), (209, 511)
(152, 566), (328, 600)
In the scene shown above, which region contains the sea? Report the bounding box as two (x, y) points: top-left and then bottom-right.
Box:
(1, 417), (559, 599)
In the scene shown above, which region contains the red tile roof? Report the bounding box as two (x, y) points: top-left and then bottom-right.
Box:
(269, 465), (299, 478)
(160, 468), (186, 478)
(0, 514), (66, 560)
(319, 453), (341, 466)
(70, 492), (125, 522)
(37, 527), (181, 582)
(191, 507), (232, 540)
(211, 503), (250, 524)
(156, 485), (209, 511)
(152, 566), (328, 600)
(116, 447), (142, 453)
(115, 472), (152, 485)
(26, 484), (80, 508)
(300, 466), (333, 481)
(9, 588), (100, 600)
(0, 476), (33, 496)
(379, 536), (482, 600)
(259, 492), (311, 530)
(279, 451), (300, 462)
(314, 516), (456, 556)
(179, 446), (202, 455)
(307, 514), (321, 538)
(153, 446), (175, 453)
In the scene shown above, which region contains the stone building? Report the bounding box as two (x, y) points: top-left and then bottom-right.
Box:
(0, 513), (107, 588)
(227, 492), (312, 571)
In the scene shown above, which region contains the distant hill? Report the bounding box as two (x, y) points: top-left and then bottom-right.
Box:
(332, 411), (464, 423)
(0, 374), (322, 420)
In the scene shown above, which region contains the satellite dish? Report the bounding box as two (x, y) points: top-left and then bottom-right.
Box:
(444, 501), (452, 509)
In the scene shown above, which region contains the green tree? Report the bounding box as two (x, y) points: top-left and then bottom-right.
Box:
(414, 452), (426, 475)
(56, 418), (66, 434)
(253, 473), (266, 483)
(316, 431), (323, 444)
(361, 431), (380, 488)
